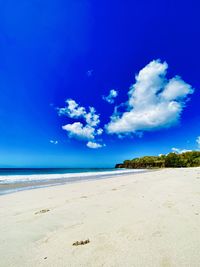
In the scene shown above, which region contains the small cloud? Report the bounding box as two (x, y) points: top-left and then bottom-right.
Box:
(172, 147), (192, 154)
(58, 99), (102, 142)
(172, 137), (200, 153)
(58, 99), (100, 128)
(58, 99), (86, 118)
(102, 89), (118, 104)
(57, 98), (104, 145)
(85, 106), (100, 127)
(86, 141), (106, 149)
(86, 69), (93, 77)
(97, 128), (103, 135)
(62, 122), (95, 140)
(50, 140), (58, 145)
(106, 59), (194, 135)
(196, 136), (200, 147)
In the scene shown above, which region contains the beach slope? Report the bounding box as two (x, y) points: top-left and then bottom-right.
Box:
(0, 168), (200, 267)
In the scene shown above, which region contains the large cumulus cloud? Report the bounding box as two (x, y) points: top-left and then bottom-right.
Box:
(106, 60), (194, 135)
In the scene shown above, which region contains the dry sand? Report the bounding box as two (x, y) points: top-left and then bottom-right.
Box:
(0, 168), (200, 267)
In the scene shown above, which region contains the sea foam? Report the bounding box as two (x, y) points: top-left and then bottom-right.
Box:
(0, 169), (145, 184)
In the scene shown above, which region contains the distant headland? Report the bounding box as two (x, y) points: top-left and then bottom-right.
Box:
(115, 151), (200, 169)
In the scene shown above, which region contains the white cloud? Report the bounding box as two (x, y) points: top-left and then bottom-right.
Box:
(86, 141), (105, 149)
(50, 140), (58, 145)
(58, 100), (104, 147)
(62, 122), (95, 140)
(85, 107), (100, 127)
(58, 99), (100, 128)
(58, 99), (86, 118)
(103, 89), (118, 104)
(171, 147), (192, 154)
(171, 137), (200, 153)
(196, 136), (200, 147)
(106, 59), (194, 135)
(97, 128), (103, 135)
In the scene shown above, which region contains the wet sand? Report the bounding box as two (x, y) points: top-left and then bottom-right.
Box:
(0, 179), (66, 195)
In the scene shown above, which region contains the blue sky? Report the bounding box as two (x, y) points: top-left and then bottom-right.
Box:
(1, 0), (200, 168)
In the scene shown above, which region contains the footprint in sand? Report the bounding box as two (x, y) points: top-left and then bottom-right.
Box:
(152, 231), (162, 237)
(35, 209), (50, 215)
(163, 201), (174, 209)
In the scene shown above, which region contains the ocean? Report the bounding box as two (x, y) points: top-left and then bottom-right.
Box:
(0, 168), (145, 195)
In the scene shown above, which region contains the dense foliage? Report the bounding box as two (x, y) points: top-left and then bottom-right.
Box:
(115, 151), (200, 169)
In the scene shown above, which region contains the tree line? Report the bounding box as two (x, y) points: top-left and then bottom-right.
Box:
(115, 151), (200, 169)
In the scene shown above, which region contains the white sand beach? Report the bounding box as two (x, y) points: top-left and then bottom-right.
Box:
(0, 168), (200, 267)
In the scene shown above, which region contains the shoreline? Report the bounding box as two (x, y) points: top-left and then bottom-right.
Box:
(0, 169), (147, 196)
(1, 167), (200, 266)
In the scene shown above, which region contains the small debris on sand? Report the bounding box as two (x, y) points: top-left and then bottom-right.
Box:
(72, 239), (90, 246)
(35, 209), (50, 215)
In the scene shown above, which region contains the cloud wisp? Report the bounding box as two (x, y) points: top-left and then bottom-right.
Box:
(102, 89), (118, 104)
(196, 136), (200, 148)
(50, 140), (58, 145)
(106, 59), (194, 135)
(171, 147), (192, 154)
(171, 136), (200, 153)
(86, 141), (105, 149)
(57, 99), (104, 148)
